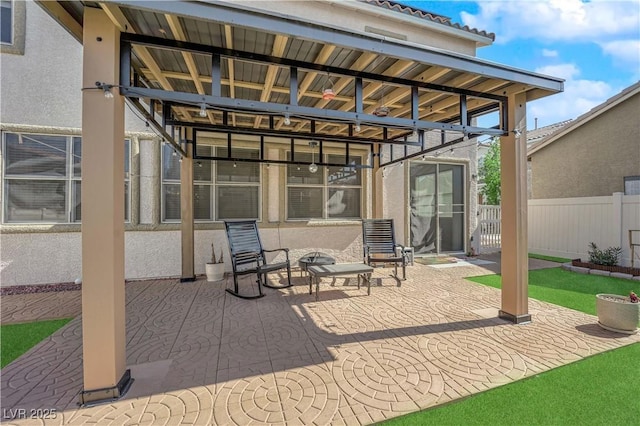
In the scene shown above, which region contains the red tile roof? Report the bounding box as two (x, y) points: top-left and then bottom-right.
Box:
(361, 0), (495, 41)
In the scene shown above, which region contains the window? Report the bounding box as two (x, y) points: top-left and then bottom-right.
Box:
(161, 143), (260, 222)
(0, 0), (23, 54)
(1, 1), (12, 45)
(2, 132), (130, 223)
(287, 153), (362, 220)
(624, 176), (640, 195)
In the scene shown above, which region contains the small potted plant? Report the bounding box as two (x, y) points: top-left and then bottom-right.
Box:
(205, 243), (225, 282)
(596, 291), (639, 334)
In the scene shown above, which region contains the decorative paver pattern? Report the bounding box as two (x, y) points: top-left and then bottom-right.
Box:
(1, 263), (638, 425)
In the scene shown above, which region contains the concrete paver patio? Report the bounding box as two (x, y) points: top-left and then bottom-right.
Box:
(1, 262), (638, 425)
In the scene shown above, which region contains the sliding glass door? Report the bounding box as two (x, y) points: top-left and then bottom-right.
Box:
(409, 162), (465, 254)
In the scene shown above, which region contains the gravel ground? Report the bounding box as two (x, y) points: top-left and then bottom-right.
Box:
(0, 282), (81, 296)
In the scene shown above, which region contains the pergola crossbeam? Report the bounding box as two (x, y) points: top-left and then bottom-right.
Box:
(113, 0), (563, 93)
(121, 33), (508, 103)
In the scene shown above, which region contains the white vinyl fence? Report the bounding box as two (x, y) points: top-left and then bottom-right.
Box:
(476, 205), (501, 253)
(528, 193), (640, 266)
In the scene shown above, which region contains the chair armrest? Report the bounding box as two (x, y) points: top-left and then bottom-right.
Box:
(394, 244), (409, 264)
(263, 248), (289, 253)
(263, 247), (290, 260)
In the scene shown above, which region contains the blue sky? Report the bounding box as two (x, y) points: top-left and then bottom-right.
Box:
(404, 0), (640, 129)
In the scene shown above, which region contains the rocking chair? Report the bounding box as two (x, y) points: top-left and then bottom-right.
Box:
(224, 220), (292, 299)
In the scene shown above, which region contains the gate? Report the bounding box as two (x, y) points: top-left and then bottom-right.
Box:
(476, 205), (501, 253)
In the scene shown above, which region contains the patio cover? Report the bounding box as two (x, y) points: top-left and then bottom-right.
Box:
(36, 0), (563, 405)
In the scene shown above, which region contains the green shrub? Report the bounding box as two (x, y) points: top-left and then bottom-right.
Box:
(588, 242), (622, 266)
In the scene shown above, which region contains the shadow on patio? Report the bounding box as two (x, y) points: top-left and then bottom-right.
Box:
(2, 262), (638, 425)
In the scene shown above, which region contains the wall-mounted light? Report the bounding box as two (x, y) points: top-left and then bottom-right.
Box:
(512, 128), (522, 137)
(103, 86), (114, 99)
(412, 127), (418, 138)
(82, 81), (117, 98)
(233, 162), (237, 168)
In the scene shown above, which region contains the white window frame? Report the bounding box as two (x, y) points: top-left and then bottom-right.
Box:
(1, 132), (131, 224)
(285, 151), (363, 221)
(624, 175), (640, 195)
(1, 0), (25, 55)
(160, 143), (262, 223)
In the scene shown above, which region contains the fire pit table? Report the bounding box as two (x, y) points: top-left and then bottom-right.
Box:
(298, 252), (336, 279)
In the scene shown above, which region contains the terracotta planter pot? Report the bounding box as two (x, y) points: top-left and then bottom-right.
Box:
(596, 294), (640, 334)
(205, 263), (225, 282)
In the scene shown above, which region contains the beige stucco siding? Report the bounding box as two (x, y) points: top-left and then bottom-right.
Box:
(237, 0), (479, 55)
(531, 93), (640, 199)
(0, 2), (147, 132)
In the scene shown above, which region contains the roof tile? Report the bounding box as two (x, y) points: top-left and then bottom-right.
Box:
(361, 0), (495, 41)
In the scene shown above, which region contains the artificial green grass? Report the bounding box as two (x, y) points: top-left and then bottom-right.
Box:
(383, 268), (639, 425)
(1, 318), (72, 368)
(468, 267), (635, 316)
(383, 342), (640, 426)
(528, 253), (572, 263)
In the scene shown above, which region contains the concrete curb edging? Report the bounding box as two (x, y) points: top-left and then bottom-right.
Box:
(562, 263), (637, 280)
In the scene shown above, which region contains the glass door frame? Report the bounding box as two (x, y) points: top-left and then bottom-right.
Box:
(407, 160), (468, 256)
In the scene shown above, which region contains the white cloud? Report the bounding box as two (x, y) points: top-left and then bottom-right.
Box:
(528, 63), (615, 127)
(536, 63), (579, 80)
(461, 0), (640, 44)
(599, 39), (640, 70)
(542, 49), (558, 58)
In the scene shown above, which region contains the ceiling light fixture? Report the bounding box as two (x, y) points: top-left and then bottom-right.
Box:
(373, 84), (389, 117)
(412, 127), (418, 138)
(284, 113), (291, 126)
(199, 103), (207, 118)
(354, 120), (361, 133)
(322, 72), (335, 100)
(308, 140), (319, 173)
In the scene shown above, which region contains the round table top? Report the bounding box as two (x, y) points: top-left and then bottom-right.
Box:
(298, 252), (336, 268)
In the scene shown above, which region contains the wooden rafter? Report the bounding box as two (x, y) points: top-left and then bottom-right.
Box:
(165, 14), (213, 123)
(224, 25), (237, 126)
(253, 34), (288, 128)
(273, 44), (336, 130)
(313, 59), (414, 134)
(100, 3), (191, 120)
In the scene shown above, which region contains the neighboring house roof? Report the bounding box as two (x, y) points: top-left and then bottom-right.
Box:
(360, 0), (496, 41)
(526, 120), (572, 146)
(528, 81), (640, 158)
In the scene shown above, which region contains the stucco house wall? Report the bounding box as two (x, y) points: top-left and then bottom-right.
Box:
(236, 0), (484, 55)
(1, 1), (484, 286)
(530, 91), (640, 199)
